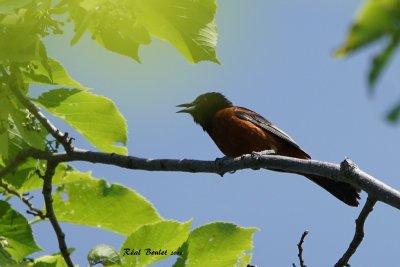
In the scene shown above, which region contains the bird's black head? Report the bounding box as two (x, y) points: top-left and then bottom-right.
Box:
(177, 92), (232, 133)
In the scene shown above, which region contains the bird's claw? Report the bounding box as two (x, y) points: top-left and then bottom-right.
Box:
(251, 149), (276, 159)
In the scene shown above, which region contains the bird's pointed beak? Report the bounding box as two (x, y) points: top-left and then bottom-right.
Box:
(176, 102), (195, 113)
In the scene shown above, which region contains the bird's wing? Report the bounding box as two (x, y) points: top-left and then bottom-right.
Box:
(234, 108), (302, 150)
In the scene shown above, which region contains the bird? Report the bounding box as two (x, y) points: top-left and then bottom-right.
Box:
(177, 92), (360, 207)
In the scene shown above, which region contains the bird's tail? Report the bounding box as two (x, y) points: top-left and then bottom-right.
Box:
(305, 174), (360, 207)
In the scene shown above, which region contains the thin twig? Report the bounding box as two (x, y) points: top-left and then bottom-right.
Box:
(0, 180), (45, 219)
(293, 230), (309, 267)
(9, 79), (74, 153)
(42, 160), (74, 267)
(334, 197), (377, 267)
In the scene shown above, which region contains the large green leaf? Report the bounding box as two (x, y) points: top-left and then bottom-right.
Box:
(64, 0), (218, 63)
(336, 0), (400, 57)
(174, 222), (257, 267)
(51, 171), (162, 235)
(135, 0), (219, 63)
(69, 1), (148, 62)
(121, 220), (191, 267)
(0, 200), (41, 261)
(34, 88), (128, 155)
(22, 57), (88, 90)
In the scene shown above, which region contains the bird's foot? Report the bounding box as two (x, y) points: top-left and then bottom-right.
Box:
(251, 149), (276, 159)
(250, 150), (276, 170)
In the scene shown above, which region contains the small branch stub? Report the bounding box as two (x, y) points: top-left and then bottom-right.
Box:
(293, 230), (309, 267)
(340, 158), (359, 180)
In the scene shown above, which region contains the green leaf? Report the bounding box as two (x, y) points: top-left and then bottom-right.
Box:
(31, 253), (70, 267)
(135, 0), (219, 63)
(67, 0), (151, 62)
(368, 36), (400, 90)
(0, 89), (47, 163)
(51, 171), (162, 235)
(64, 0), (218, 63)
(386, 101), (400, 123)
(121, 220), (191, 267)
(2, 161), (78, 196)
(88, 15), (145, 62)
(0, 200), (41, 261)
(174, 222), (257, 267)
(0, 248), (17, 267)
(0, 9), (45, 63)
(34, 88), (128, 155)
(0, 33), (43, 63)
(22, 57), (88, 90)
(336, 0), (400, 57)
(70, 10), (93, 46)
(1, 158), (44, 194)
(9, 109), (47, 151)
(88, 244), (122, 267)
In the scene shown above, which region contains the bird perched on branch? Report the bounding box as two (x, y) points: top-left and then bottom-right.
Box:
(177, 92), (360, 207)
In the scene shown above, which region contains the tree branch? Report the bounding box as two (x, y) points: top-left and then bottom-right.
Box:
(6, 147), (400, 210)
(334, 197), (377, 267)
(42, 160), (74, 267)
(40, 149), (400, 210)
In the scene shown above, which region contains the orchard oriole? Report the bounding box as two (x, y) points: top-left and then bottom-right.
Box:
(177, 92), (360, 207)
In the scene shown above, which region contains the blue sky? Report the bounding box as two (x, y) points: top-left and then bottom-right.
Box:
(26, 0), (400, 266)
